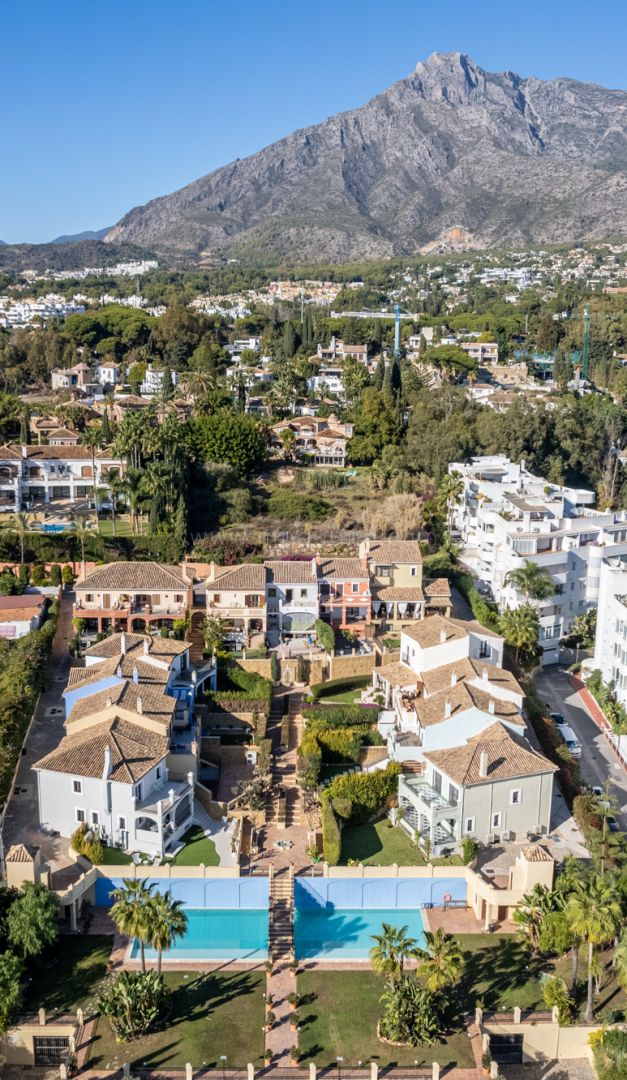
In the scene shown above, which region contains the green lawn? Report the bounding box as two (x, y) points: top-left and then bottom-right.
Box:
(316, 687), (363, 703)
(171, 825), (220, 866)
(297, 970), (474, 1068)
(297, 935), (547, 1068)
(23, 935), (113, 1016)
(340, 818), (463, 867)
(98, 846), (133, 865)
(87, 971), (265, 1069)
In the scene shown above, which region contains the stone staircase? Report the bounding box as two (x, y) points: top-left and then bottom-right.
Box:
(188, 609), (206, 663)
(269, 867), (294, 962)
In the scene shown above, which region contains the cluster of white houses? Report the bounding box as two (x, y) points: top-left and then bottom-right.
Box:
(370, 614), (557, 855)
(0, 443), (124, 511)
(450, 454), (627, 664)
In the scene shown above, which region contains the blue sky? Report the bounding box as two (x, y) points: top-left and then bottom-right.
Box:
(2, 0), (626, 244)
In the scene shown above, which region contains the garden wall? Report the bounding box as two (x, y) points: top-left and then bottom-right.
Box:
(329, 653), (376, 678)
(94, 873), (267, 908)
(481, 1017), (598, 1063)
(236, 658), (274, 678)
(297, 874), (467, 909)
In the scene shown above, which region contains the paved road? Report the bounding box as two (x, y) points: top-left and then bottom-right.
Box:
(534, 666), (627, 829)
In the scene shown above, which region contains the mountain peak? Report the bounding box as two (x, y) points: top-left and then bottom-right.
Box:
(105, 56), (627, 263)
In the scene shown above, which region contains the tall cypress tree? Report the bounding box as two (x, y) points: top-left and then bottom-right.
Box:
(373, 356), (385, 391)
(101, 406), (111, 443)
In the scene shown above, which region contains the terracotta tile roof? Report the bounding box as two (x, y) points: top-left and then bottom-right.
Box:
(421, 657), (524, 698)
(423, 722), (557, 787)
(65, 654), (170, 691)
(522, 844), (553, 862)
(366, 540), (423, 564)
(415, 682), (522, 729)
(373, 586), (424, 601)
(0, 444), (121, 461)
(76, 561), (192, 592)
(34, 717), (169, 784)
(377, 661), (419, 687)
(402, 614), (501, 648)
(0, 594), (46, 611)
(0, 603), (44, 622)
(47, 427), (80, 441)
(265, 560), (317, 584)
(319, 558), (368, 580)
(5, 843), (38, 863)
(67, 680), (174, 727)
(85, 632), (189, 660)
(424, 578), (452, 598)
(209, 564), (267, 590)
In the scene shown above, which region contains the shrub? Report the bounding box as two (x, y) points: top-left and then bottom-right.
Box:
(98, 970), (165, 1041)
(61, 564), (75, 586)
(303, 703), (377, 727)
(298, 730), (323, 786)
(322, 799), (341, 865)
(30, 564), (47, 586)
(323, 763), (401, 824)
(331, 797), (353, 820)
(460, 836), (478, 865)
(315, 618), (335, 653)
(310, 675), (370, 702)
(541, 975), (574, 1024)
(453, 569), (500, 631)
(295, 655), (306, 683)
(17, 564), (29, 588)
(270, 652), (280, 683)
(268, 490), (333, 522)
(49, 563), (62, 586)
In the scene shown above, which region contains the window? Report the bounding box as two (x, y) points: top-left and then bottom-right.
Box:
(352, 583), (359, 593)
(300, 588), (307, 598)
(510, 789), (522, 805)
(72, 779), (82, 794)
(118, 816), (127, 831)
(479, 639), (490, 658)
(449, 784), (459, 806)
(432, 771), (442, 794)
(133, 784), (143, 800)
(212, 593), (221, 604)
(268, 588), (277, 598)
(492, 812), (502, 829)
(410, 566), (418, 577)
(156, 766), (162, 781)
(75, 808), (86, 823)
(85, 593), (94, 603)
(175, 594), (183, 603)
(286, 589), (293, 602)
(464, 817), (475, 834)
(91, 810), (99, 826)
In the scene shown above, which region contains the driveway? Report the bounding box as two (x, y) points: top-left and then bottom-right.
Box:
(535, 666), (627, 830)
(499, 1062), (595, 1080)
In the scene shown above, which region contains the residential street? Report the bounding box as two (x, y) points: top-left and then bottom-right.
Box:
(534, 665), (627, 829)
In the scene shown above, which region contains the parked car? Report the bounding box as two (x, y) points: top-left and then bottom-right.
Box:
(550, 711), (566, 726)
(606, 816), (620, 833)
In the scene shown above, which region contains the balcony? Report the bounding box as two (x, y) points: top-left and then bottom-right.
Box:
(399, 775), (460, 824)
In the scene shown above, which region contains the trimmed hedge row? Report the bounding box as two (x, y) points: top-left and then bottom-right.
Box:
(309, 675), (371, 702)
(207, 662), (273, 715)
(322, 799), (341, 865)
(452, 569), (500, 632)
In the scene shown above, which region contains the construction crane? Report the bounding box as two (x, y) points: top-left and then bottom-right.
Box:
(581, 305), (591, 382)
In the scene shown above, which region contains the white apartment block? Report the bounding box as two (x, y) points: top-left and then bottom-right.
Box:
(451, 455), (627, 665)
(0, 444), (124, 511)
(140, 364), (180, 396)
(592, 554), (627, 707)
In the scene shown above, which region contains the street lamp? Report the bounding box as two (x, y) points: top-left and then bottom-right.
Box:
(220, 1055), (227, 1080)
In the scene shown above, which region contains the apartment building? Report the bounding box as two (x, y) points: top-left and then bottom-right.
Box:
(0, 444), (124, 512)
(73, 561), (194, 633)
(34, 632), (210, 857)
(458, 341), (499, 364)
(450, 455), (627, 664)
(592, 553), (627, 707)
(359, 538), (451, 632)
(205, 563), (267, 648)
(368, 614), (555, 854)
(140, 364), (180, 396)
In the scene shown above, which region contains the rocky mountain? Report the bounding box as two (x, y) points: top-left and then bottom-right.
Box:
(104, 52), (627, 264)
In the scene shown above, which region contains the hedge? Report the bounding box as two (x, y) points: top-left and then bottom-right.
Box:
(322, 763), (402, 824)
(207, 662), (272, 714)
(315, 727), (363, 765)
(0, 602), (58, 808)
(310, 675), (371, 702)
(298, 730), (323, 787)
(322, 799), (341, 865)
(303, 704), (378, 727)
(452, 569), (500, 632)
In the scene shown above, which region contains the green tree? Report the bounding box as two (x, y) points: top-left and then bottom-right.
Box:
(97, 970), (164, 1041)
(12, 511), (32, 566)
(552, 349), (573, 391)
(191, 411), (267, 475)
(416, 929), (465, 991)
(147, 890), (188, 974)
(315, 618), (335, 654)
(499, 603), (540, 663)
(0, 951), (24, 1034)
(505, 560), (557, 603)
(348, 388), (400, 465)
(566, 876), (622, 1022)
(379, 976), (440, 1046)
(110, 879), (155, 974)
(203, 616), (228, 657)
(7, 882), (59, 958)
(512, 883), (556, 953)
(370, 923), (419, 983)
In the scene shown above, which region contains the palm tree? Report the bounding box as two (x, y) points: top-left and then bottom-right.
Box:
(119, 467), (144, 535)
(110, 879), (155, 974)
(437, 471), (464, 533)
(416, 929), (465, 991)
(105, 469), (126, 537)
(499, 603), (540, 663)
(505, 560), (557, 604)
(566, 876), (622, 1022)
(614, 928), (627, 991)
(147, 890), (188, 974)
(370, 923), (418, 983)
(512, 883), (556, 953)
(81, 425), (103, 531)
(13, 511), (31, 566)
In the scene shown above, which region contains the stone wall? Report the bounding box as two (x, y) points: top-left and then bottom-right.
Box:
(359, 745), (389, 768)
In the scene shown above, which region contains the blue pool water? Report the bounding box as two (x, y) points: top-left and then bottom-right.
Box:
(294, 907), (425, 960)
(129, 908), (268, 961)
(42, 523), (73, 533)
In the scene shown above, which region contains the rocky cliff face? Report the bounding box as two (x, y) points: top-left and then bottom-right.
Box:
(105, 52), (627, 263)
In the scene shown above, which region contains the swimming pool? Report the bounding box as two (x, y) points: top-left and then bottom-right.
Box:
(129, 908), (269, 961)
(294, 907), (425, 960)
(42, 523), (73, 533)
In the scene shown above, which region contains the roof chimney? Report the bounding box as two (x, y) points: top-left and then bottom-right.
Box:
(479, 750), (489, 778)
(21, 444), (28, 459)
(450, 671), (457, 687)
(482, 668), (489, 683)
(440, 628), (447, 644)
(209, 561), (216, 583)
(102, 745), (112, 780)
(116, 663), (122, 678)
(488, 699), (495, 714)
(444, 699), (452, 718)
(136, 695), (143, 715)
(105, 696), (112, 708)
(132, 665), (139, 685)
(144, 638), (149, 656)
(120, 632), (126, 655)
